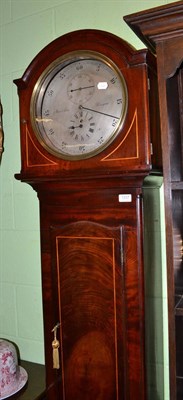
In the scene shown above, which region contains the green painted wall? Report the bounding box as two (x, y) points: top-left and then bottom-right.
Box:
(143, 177), (169, 400)
(0, 0), (176, 398)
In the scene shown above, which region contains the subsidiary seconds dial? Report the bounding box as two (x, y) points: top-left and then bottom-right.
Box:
(31, 51), (128, 160)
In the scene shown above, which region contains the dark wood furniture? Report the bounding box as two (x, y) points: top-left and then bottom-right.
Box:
(12, 361), (45, 400)
(14, 29), (161, 399)
(0, 98), (4, 161)
(124, 2), (183, 399)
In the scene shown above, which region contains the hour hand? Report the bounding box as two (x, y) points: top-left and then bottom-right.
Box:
(68, 124), (83, 129)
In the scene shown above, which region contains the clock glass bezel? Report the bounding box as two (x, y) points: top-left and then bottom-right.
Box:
(30, 50), (128, 160)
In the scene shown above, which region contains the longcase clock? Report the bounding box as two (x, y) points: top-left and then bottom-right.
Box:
(14, 29), (161, 400)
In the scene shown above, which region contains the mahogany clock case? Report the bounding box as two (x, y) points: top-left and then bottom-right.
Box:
(14, 29), (161, 182)
(14, 29), (162, 400)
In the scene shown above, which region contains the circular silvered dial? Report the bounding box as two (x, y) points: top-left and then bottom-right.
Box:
(31, 51), (128, 160)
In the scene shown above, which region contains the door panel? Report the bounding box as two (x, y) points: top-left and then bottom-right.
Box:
(51, 221), (125, 400)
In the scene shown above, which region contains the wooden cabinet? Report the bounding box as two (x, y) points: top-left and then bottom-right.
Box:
(0, 98), (3, 161)
(13, 361), (45, 400)
(124, 2), (183, 398)
(14, 29), (161, 400)
(36, 179), (146, 400)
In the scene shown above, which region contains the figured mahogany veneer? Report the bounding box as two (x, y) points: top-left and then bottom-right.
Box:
(14, 29), (161, 400)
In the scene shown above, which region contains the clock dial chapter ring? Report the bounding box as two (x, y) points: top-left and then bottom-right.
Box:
(30, 51), (128, 160)
(68, 108), (95, 142)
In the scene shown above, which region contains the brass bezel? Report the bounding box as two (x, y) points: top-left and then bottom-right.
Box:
(30, 50), (128, 160)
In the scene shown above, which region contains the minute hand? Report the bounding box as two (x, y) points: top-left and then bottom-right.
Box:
(80, 105), (120, 120)
(70, 85), (95, 92)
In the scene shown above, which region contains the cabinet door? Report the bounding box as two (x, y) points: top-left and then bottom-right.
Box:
(46, 220), (144, 400)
